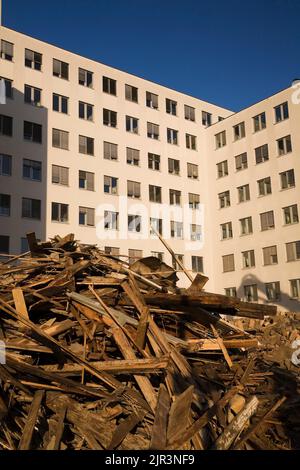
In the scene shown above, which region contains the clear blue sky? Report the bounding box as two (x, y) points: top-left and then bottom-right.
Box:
(3, 0), (300, 111)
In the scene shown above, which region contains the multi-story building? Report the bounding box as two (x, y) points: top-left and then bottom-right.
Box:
(0, 26), (299, 311)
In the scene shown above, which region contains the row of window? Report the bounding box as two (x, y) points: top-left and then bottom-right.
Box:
(225, 279), (300, 301)
(218, 171), (295, 210)
(0, 113), (198, 150)
(216, 135), (293, 179)
(215, 102), (289, 148)
(220, 205), (298, 238)
(222, 241), (300, 275)
(0, 39), (219, 124)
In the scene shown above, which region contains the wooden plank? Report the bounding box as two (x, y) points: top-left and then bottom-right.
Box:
(150, 384), (171, 450)
(167, 385), (194, 443)
(53, 403), (67, 450)
(18, 390), (44, 450)
(211, 324), (233, 369)
(213, 395), (259, 450)
(186, 273), (209, 293)
(12, 288), (29, 321)
(111, 327), (157, 413)
(107, 410), (146, 450)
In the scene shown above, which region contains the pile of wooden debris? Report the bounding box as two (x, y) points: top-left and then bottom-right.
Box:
(0, 233), (299, 450)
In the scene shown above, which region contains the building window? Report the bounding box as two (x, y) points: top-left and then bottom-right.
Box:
(103, 109), (117, 128)
(0, 235), (9, 254)
(290, 279), (300, 298)
(0, 194), (10, 216)
(190, 224), (202, 241)
(286, 240), (300, 262)
(215, 131), (226, 148)
(0, 154), (12, 176)
(0, 114), (13, 136)
(146, 91), (158, 109)
(263, 245), (278, 265)
(185, 105), (195, 121)
(150, 218), (163, 236)
(149, 185), (162, 203)
(275, 102), (289, 123)
(168, 158), (180, 175)
(217, 160), (228, 178)
(51, 202), (69, 223)
(170, 221), (183, 239)
(79, 68), (93, 87)
(242, 250), (255, 268)
(127, 180), (141, 198)
(166, 98), (177, 116)
(147, 122), (159, 139)
(25, 49), (42, 70)
(219, 190), (230, 208)
(104, 211), (119, 230)
(244, 284), (258, 302)
(221, 222), (233, 240)
(79, 207), (95, 226)
(104, 142), (118, 161)
(53, 128), (69, 150)
(127, 147), (140, 166)
(253, 112), (266, 132)
(172, 254), (184, 270)
(240, 216), (253, 235)
(186, 133), (197, 150)
(79, 135), (94, 155)
(52, 165), (69, 186)
(280, 169), (295, 189)
(277, 135), (292, 156)
(169, 189), (181, 206)
(258, 177), (272, 196)
(103, 76), (117, 95)
(128, 214), (141, 232)
(202, 111), (212, 127)
(104, 175), (118, 194)
(237, 184), (250, 203)
(255, 144), (269, 164)
(79, 101), (93, 121)
(187, 162), (198, 179)
(265, 282), (281, 301)
(24, 121), (42, 143)
(151, 251), (164, 261)
(128, 249), (143, 265)
(104, 246), (120, 257)
(167, 128), (178, 145)
(283, 204), (298, 225)
(222, 254), (235, 272)
(260, 210), (275, 231)
(189, 193), (200, 210)
(53, 58), (69, 79)
(233, 122), (245, 140)
(125, 84), (138, 103)
(191, 256), (203, 273)
(0, 77), (13, 98)
(79, 170), (94, 191)
(24, 84), (41, 106)
(1, 40), (13, 61)
(23, 159), (41, 181)
(148, 153), (160, 171)
(22, 197), (41, 219)
(53, 93), (68, 114)
(126, 115), (139, 134)
(225, 287), (237, 297)
(235, 152), (248, 171)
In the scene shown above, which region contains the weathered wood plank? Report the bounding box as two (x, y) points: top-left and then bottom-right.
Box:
(18, 390), (44, 450)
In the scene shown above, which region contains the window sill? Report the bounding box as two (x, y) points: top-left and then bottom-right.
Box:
(257, 193), (272, 198)
(280, 187), (295, 192)
(23, 177), (42, 183)
(51, 220), (70, 224)
(283, 222), (299, 227)
(79, 224), (95, 228)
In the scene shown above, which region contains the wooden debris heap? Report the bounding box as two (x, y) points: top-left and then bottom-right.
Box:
(0, 232), (299, 450)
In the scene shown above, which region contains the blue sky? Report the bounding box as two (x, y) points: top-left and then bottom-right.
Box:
(3, 0), (300, 111)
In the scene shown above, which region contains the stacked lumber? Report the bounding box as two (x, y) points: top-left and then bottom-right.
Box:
(0, 232), (299, 450)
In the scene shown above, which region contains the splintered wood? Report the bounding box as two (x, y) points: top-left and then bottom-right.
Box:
(0, 232), (299, 450)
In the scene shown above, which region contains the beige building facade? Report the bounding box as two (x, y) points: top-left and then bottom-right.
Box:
(0, 26), (299, 311)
